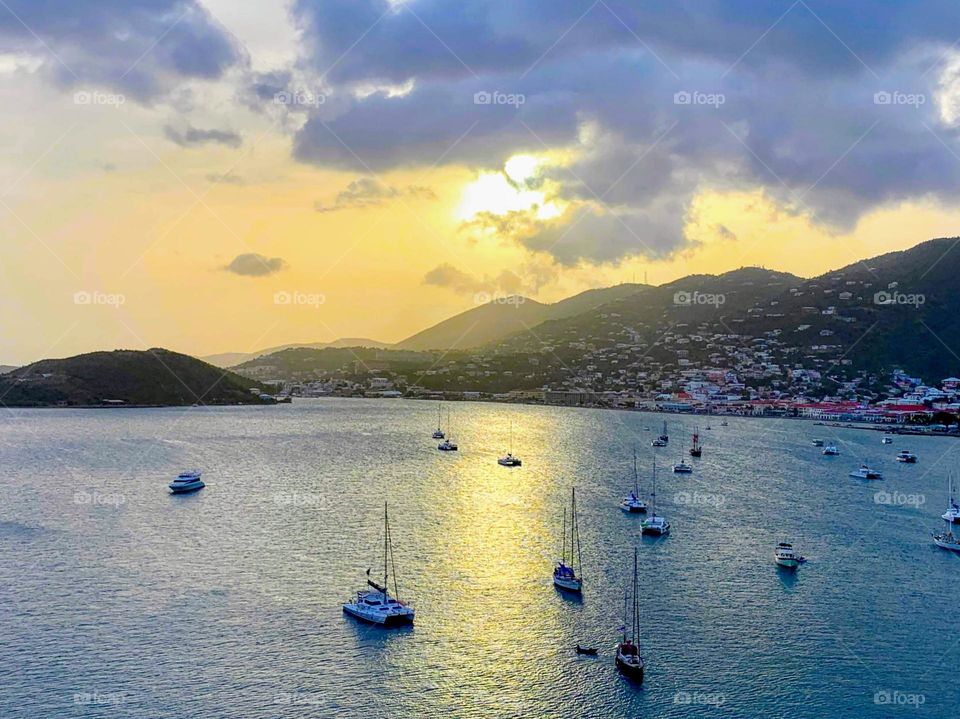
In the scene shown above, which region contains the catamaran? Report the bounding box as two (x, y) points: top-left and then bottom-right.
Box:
(342, 503), (415, 627)
(615, 548), (645, 683)
(620, 448), (647, 513)
(942, 476), (960, 523)
(437, 410), (458, 451)
(673, 457), (692, 473)
(822, 445), (840, 456)
(554, 488), (583, 593)
(689, 428), (702, 457)
(498, 421), (521, 466)
(641, 459), (670, 536)
(431, 404), (445, 439)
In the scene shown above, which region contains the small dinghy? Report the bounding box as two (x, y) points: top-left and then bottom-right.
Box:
(575, 645), (598, 655)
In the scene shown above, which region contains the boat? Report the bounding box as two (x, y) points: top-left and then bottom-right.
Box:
(822, 445), (840, 456)
(640, 459), (670, 536)
(651, 438), (667, 447)
(620, 448), (647, 513)
(673, 458), (692, 474)
(812, 439), (824, 447)
(689, 428), (702, 457)
(431, 403), (444, 439)
(342, 503), (415, 627)
(615, 548), (645, 683)
(575, 645), (598, 656)
(849, 464), (882, 480)
(437, 409), (458, 450)
(774, 542), (803, 569)
(894, 449), (917, 463)
(657, 420), (669, 444)
(942, 476), (960, 523)
(554, 488), (583, 593)
(881, 436), (893, 444)
(720, 419), (728, 427)
(169, 470), (204, 494)
(933, 520), (960, 553)
(498, 422), (521, 466)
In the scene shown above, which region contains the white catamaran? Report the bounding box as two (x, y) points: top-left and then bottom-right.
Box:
(641, 458), (670, 536)
(620, 448), (647, 513)
(342, 503), (415, 627)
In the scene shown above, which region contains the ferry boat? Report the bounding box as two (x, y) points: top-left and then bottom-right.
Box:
(894, 449), (917, 463)
(640, 459), (670, 536)
(689, 429), (702, 457)
(620, 448), (647, 513)
(822, 445), (840, 456)
(169, 470), (204, 494)
(554, 488), (583, 593)
(849, 464), (882, 480)
(774, 542), (803, 569)
(342, 503), (415, 627)
(431, 403), (444, 439)
(615, 548), (645, 683)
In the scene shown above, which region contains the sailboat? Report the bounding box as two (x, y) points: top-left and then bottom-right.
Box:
(342, 503), (415, 626)
(688, 428), (702, 458)
(641, 458), (670, 536)
(554, 488), (583, 593)
(498, 421), (522, 466)
(615, 547), (645, 682)
(657, 420), (669, 443)
(431, 403), (445, 439)
(437, 409), (458, 451)
(942, 476), (960, 523)
(620, 448), (647, 513)
(933, 519), (960, 553)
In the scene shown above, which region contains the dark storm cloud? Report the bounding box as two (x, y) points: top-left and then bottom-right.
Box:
(0, 1), (244, 100)
(277, 1), (960, 263)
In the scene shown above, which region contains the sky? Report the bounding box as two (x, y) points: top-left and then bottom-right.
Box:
(2, 0), (960, 365)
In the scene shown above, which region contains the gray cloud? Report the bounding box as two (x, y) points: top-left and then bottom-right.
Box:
(224, 253), (286, 277)
(314, 177), (436, 212)
(423, 263), (534, 296)
(164, 125), (242, 148)
(206, 172), (245, 185)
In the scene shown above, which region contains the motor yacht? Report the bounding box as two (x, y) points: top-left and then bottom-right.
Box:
(169, 470), (204, 494)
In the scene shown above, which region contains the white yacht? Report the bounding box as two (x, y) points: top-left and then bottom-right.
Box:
(849, 464), (882, 480)
(933, 521), (960, 553)
(894, 449), (917, 463)
(942, 477), (960, 523)
(620, 448), (647, 513)
(673, 458), (692, 474)
(881, 436), (893, 444)
(169, 470), (204, 494)
(343, 503), (415, 627)
(554, 488), (583, 593)
(640, 459), (670, 536)
(651, 438), (667, 447)
(822, 445), (840, 456)
(774, 542), (803, 569)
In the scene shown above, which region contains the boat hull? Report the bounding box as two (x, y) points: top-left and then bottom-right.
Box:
(621, 504), (646, 514)
(169, 481), (204, 494)
(342, 604), (415, 627)
(689, 449), (702, 457)
(615, 654), (645, 683)
(641, 525), (669, 536)
(933, 537), (960, 553)
(553, 576), (582, 593)
(775, 558), (800, 569)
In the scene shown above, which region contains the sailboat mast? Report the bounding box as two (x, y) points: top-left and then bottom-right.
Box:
(562, 507), (567, 564)
(573, 487), (582, 576)
(383, 502), (389, 593)
(633, 447), (638, 494)
(632, 547), (640, 643)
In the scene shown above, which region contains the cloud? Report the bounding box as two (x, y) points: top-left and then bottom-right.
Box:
(206, 172), (246, 185)
(422, 263), (538, 296)
(278, 0), (960, 266)
(714, 224), (737, 241)
(0, 0), (244, 100)
(224, 253), (286, 277)
(164, 125), (242, 148)
(314, 177), (436, 212)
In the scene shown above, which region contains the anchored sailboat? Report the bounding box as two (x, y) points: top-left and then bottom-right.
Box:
(641, 458), (670, 536)
(615, 547), (645, 682)
(498, 421), (522, 466)
(689, 428), (702, 457)
(620, 448), (647, 513)
(342, 503), (415, 626)
(431, 403), (445, 439)
(438, 408), (458, 451)
(554, 488), (583, 593)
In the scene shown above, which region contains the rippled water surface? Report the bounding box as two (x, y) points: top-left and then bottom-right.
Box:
(2, 399), (958, 717)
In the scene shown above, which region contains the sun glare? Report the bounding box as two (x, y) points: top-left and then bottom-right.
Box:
(457, 154), (562, 222)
